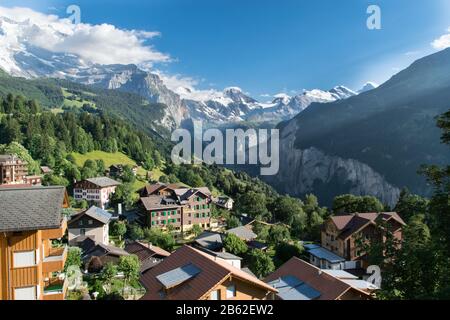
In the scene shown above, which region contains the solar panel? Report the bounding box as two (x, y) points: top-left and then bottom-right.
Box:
(156, 264), (201, 289)
(268, 275), (321, 300)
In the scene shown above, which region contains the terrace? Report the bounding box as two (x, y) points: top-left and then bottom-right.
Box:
(43, 277), (68, 301)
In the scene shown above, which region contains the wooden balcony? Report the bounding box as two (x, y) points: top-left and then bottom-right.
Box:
(43, 278), (68, 301)
(42, 218), (67, 240)
(43, 246), (67, 274)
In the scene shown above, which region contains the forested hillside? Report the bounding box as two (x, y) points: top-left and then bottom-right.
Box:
(0, 71), (171, 139)
(0, 94), (166, 170)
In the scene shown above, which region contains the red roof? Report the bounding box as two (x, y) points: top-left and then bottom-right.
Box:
(125, 241), (171, 261)
(140, 245), (276, 300)
(330, 212), (406, 240)
(265, 257), (371, 300)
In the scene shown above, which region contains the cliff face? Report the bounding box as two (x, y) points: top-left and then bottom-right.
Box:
(265, 120), (400, 206)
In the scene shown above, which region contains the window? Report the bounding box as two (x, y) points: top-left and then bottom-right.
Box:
(88, 220), (93, 225)
(80, 229), (86, 236)
(210, 290), (220, 300)
(152, 212), (156, 217)
(226, 285), (236, 299)
(14, 286), (37, 300)
(13, 251), (36, 268)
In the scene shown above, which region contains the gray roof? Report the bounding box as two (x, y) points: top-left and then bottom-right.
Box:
(226, 226), (257, 241)
(198, 247), (243, 260)
(0, 186), (66, 232)
(156, 263), (201, 289)
(194, 231), (224, 251)
(242, 267), (257, 278)
(86, 177), (121, 188)
(84, 206), (112, 224)
(268, 275), (322, 300)
(307, 247), (345, 264)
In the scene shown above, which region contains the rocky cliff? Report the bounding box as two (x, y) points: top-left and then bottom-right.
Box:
(265, 120), (400, 206)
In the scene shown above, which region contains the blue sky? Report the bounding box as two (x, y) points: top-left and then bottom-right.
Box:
(2, 0), (450, 98)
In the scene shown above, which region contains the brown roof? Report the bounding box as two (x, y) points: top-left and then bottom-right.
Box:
(265, 257), (371, 300)
(140, 245), (276, 300)
(142, 183), (167, 195)
(330, 212), (406, 240)
(125, 241), (171, 261)
(140, 196), (181, 211)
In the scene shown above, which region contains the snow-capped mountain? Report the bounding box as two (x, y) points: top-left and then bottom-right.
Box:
(358, 82), (379, 94)
(0, 13), (361, 127)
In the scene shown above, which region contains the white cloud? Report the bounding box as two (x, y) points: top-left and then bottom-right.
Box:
(156, 72), (224, 101)
(432, 27), (450, 50)
(0, 6), (170, 66)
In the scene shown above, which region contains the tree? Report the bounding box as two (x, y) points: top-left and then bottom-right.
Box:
(223, 233), (248, 256)
(274, 242), (304, 266)
(43, 174), (70, 187)
(159, 175), (169, 183)
(333, 194), (384, 214)
(110, 183), (135, 210)
(248, 249), (275, 278)
(100, 262), (118, 294)
(268, 225), (291, 246)
(111, 221), (127, 242)
(394, 188), (429, 223)
(65, 247), (82, 271)
(144, 228), (176, 251)
(118, 255), (140, 288)
(121, 165), (136, 183)
(235, 191), (268, 219)
(191, 224), (203, 237)
(128, 223), (144, 241)
(87, 256), (104, 273)
(270, 196), (306, 226)
(226, 216), (241, 229)
(253, 222), (270, 242)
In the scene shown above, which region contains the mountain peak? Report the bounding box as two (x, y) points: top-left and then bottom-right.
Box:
(224, 86), (243, 94)
(358, 82), (378, 93)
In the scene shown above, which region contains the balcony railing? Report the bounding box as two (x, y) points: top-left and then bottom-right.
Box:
(43, 277), (68, 300)
(43, 246), (68, 274)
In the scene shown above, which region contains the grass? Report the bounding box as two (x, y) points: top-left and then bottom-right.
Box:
(72, 151), (138, 168)
(132, 179), (147, 193)
(71, 150), (172, 195)
(61, 88), (96, 109)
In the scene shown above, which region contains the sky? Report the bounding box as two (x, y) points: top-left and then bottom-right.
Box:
(1, 0), (450, 100)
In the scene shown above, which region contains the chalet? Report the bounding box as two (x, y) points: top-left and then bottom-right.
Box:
(68, 206), (112, 246)
(40, 166), (53, 175)
(140, 245), (277, 300)
(321, 212), (406, 269)
(265, 257), (372, 300)
(0, 186), (70, 300)
(73, 177), (121, 209)
(23, 175), (42, 186)
(125, 241), (171, 274)
(108, 164), (138, 178)
(214, 196), (234, 210)
(82, 242), (129, 268)
(0, 155), (28, 185)
(140, 183), (213, 232)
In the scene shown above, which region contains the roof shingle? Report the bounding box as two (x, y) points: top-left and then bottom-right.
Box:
(0, 186), (66, 232)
